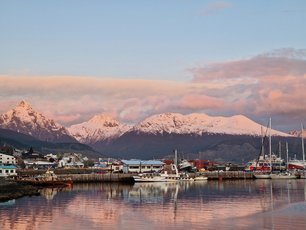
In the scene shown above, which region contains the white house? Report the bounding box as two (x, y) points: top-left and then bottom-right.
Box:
(58, 156), (84, 168)
(0, 165), (17, 177)
(0, 153), (16, 165)
(121, 160), (164, 173)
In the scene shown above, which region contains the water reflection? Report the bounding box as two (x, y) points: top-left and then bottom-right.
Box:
(0, 180), (305, 230)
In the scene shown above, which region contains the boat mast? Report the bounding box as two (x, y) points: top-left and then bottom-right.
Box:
(302, 123), (305, 163)
(278, 141), (281, 171)
(286, 142), (289, 170)
(261, 126), (265, 157)
(269, 118), (272, 171)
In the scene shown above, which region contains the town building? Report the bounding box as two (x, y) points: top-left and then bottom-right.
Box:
(121, 160), (164, 173)
(0, 165), (17, 177)
(0, 153), (16, 165)
(58, 153), (84, 168)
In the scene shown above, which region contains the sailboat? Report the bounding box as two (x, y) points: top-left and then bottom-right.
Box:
(253, 118), (272, 179)
(270, 142), (297, 179)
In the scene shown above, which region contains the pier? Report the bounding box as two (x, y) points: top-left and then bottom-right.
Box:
(59, 171), (254, 183)
(16, 169), (254, 183)
(200, 171), (254, 180)
(58, 173), (135, 183)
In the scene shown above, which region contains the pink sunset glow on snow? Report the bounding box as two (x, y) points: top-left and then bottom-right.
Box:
(0, 49), (306, 131)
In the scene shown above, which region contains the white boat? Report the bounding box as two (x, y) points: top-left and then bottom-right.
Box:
(270, 171), (297, 179)
(133, 164), (195, 182)
(194, 175), (208, 181)
(253, 172), (271, 179)
(253, 118), (273, 179)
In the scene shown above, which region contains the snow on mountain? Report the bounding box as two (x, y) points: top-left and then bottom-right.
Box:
(289, 129), (306, 138)
(133, 113), (291, 137)
(0, 100), (74, 142)
(68, 114), (132, 144)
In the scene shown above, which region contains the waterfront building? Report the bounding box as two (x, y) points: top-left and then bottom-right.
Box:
(0, 165), (17, 177)
(122, 160), (164, 173)
(24, 160), (56, 169)
(58, 154), (84, 168)
(0, 153), (16, 165)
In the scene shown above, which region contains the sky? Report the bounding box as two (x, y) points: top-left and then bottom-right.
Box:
(0, 0), (306, 131)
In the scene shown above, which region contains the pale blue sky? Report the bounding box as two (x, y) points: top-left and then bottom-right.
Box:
(1, 1), (306, 131)
(1, 0), (305, 80)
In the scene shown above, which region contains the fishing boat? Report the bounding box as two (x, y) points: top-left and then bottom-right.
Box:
(252, 118), (273, 179)
(288, 123), (306, 170)
(133, 164), (195, 182)
(17, 169), (73, 187)
(246, 154), (285, 171)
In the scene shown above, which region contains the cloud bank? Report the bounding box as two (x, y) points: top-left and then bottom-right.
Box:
(1, 48), (305, 131)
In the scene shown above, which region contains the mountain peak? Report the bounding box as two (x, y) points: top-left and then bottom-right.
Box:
(68, 114), (132, 144)
(17, 100), (33, 110)
(89, 114), (119, 127)
(133, 112), (291, 137)
(0, 101), (74, 142)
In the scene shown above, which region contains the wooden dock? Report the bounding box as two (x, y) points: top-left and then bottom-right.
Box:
(199, 171), (254, 180)
(57, 173), (135, 183)
(17, 169), (254, 183)
(56, 171), (254, 183)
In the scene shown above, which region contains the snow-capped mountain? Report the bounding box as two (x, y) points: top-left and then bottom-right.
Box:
(0, 101), (75, 142)
(133, 113), (291, 137)
(289, 129), (306, 138)
(68, 114), (132, 144)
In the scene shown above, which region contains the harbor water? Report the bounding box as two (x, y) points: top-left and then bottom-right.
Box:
(1, 180), (306, 230)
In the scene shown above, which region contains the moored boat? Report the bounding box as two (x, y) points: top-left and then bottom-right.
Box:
(270, 171), (297, 179)
(253, 172), (271, 179)
(133, 164), (195, 182)
(194, 175), (208, 181)
(287, 158), (306, 170)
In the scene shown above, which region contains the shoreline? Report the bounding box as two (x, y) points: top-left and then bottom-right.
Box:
(0, 179), (40, 202)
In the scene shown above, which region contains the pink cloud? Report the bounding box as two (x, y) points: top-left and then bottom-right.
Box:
(178, 94), (225, 110)
(1, 49), (306, 131)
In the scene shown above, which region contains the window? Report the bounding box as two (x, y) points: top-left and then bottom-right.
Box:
(129, 166), (140, 169)
(11, 170), (14, 173)
(153, 166), (162, 169)
(5, 170), (9, 173)
(0, 170), (2, 173)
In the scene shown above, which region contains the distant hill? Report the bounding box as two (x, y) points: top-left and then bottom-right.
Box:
(93, 131), (302, 163)
(0, 128), (101, 159)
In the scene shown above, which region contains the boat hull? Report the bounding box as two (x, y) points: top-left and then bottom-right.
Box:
(270, 173), (297, 179)
(253, 173), (271, 179)
(133, 173), (194, 183)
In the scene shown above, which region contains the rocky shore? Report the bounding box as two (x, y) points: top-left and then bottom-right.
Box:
(0, 179), (40, 202)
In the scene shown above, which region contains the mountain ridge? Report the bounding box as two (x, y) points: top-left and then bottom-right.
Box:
(0, 100), (76, 143)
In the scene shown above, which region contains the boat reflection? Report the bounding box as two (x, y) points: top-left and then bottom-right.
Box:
(128, 181), (197, 204)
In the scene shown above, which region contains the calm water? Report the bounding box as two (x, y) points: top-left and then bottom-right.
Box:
(1, 180), (306, 230)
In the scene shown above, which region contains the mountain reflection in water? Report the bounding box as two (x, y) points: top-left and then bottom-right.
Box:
(0, 180), (306, 230)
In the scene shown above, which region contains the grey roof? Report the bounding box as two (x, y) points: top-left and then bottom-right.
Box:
(121, 160), (164, 165)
